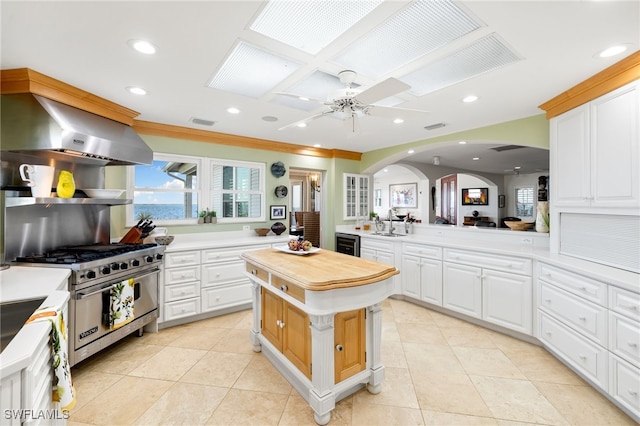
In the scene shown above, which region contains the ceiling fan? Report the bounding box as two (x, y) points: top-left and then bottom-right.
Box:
(276, 70), (429, 133)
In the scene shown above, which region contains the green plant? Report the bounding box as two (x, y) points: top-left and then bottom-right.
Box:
(369, 211), (377, 219)
(199, 210), (207, 218)
(136, 212), (153, 221)
(210, 210), (216, 217)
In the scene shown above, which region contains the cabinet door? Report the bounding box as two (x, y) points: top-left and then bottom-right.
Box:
(343, 173), (370, 219)
(402, 255), (421, 299)
(261, 288), (282, 351)
(590, 81), (640, 207)
(334, 309), (366, 383)
(282, 301), (311, 379)
(551, 104), (590, 206)
(443, 263), (482, 318)
(360, 247), (377, 262)
(420, 258), (443, 306)
(483, 269), (532, 334)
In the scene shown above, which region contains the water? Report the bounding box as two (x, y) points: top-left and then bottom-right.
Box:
(134, 204), (198, 220)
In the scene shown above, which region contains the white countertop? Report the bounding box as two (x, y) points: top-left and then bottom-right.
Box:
(0, 266), (71, 378)
(162, 230), (292, 252)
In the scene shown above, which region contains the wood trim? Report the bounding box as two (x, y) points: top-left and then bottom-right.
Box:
(133, 120), (362, 160)
(539, 51), (640, 119)
(0, 68), (140, 125)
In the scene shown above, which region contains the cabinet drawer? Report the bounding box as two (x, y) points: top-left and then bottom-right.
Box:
(165, 281), (200, 302)
(539, 312), (608, 389)
(610, 286), (640, 322)
(164, 250), (201, 268)
(361, 238), (394, 252)
(610, 311), (640, 366)
(403, 243), (442, 260)
(272, 275), (306, 303)
(202, 261), (246, 287)
(540, 282), (607, 345)
(201, 283), (252, 312)
(163, 298), (200, 321)
(165, 265), (200, 285)
(246, 262), (269, 283)
(202, 245), (269, 264)
(538, 263), (607, 306)
(609, 354), (640, 417)
(444, 248), (532, 275)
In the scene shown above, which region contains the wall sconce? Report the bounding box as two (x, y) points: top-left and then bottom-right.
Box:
(310, 174), (320, 192)
(432, 156), (440, 166)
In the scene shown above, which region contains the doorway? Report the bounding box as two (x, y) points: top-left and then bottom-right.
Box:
(440, 174), (457, 225)
(289, 169), (322, 247)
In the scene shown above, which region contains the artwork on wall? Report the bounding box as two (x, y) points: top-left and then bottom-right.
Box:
(270, 205), (286, 220)
(498, 194), (505, 208)
(462, 188), (489, 205)
(390, 183), (418, 208)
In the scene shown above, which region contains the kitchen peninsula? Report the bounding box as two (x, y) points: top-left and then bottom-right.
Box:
(242, 248), (398, 425)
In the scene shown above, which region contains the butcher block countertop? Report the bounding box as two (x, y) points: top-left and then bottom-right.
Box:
(241, 248), (398, 291)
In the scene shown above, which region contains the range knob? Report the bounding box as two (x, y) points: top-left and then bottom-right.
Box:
(119, 262), (128, 270)
(145, 255), (153, 263)
(111, 263), (120, 271)
(100, 266), (111, 275)
(130, 259), (140, 267)
(155, 253), (164, 260)
(86, 270), (96, 279)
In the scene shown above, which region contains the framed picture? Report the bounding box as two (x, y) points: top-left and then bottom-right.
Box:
(498, 194), (505, 208)
(390, 183), (418, 208)
(462, 188), (489, 205)
(270, 205), (286, 220)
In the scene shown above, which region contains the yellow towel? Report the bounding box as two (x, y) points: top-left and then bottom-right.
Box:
(26, 307), (76, 412)
(108, 278), (135, 330)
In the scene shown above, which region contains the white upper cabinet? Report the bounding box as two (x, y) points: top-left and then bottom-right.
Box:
(552, 80), (640, 209)
(343, 173), (370, 220)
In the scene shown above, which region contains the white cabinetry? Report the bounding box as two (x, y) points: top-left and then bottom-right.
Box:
(402, 243), (443, 306)
(162, 250), (201, 322)
(360, 238), (394, 265)
(443, 248), (532, 333)
(343, 173), (370, 220)
(551, 80), (639, 209)
(0, 371), (21, 426)
(537, 261), (640, 421)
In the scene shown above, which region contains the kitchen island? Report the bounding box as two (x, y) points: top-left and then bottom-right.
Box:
(242, 247), (398, 425)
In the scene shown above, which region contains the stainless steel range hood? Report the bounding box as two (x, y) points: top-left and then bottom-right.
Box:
(1, 93), (153, 166)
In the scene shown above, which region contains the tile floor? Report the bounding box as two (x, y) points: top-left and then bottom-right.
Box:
(68, 299), (635, 425)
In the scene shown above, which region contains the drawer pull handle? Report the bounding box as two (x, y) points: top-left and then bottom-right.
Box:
(276, 320), (281, 327)
(545, 331), (552, 337)
(251, 269), (257, 275)
(279, 321), (285, 329)
(545, 299), (552, 303)
(336, 344), (344, 352)
(628, 389), (638, 396)
(578, 316), (586, 321)
(579, 355), (587, 361)
(628, 342), (638, 348)
(280, 285), (288, 292)
(627, 305), (639, 311)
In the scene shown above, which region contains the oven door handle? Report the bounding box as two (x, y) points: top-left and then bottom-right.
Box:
(75, 268), (160, 300)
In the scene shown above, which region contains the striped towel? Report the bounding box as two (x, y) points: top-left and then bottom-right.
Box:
(26, 307), (76, 412)
(108, 278), (135, 330)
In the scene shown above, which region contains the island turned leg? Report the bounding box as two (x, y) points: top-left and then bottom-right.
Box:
(308, 313), (335, 425)
(249, 281), (262, 352)
(367, 303), (384, 394)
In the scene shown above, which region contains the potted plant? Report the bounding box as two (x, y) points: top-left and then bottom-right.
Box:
(198, 210), (207, 224)
(209, 210), (217, 224)
(136, 212), (153, 222)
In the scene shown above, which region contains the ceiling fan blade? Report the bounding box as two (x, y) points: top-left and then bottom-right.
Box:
(277, 111), (332, 131)
(354, 77), (410, 105)
(272, 92), (328, 105)
(366, 104), (429, 119)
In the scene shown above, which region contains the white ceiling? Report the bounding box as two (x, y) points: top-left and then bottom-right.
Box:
(1, 1), (638, 175)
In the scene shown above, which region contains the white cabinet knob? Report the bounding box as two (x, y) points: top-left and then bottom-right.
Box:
(628, 389), (638, 396)
(628, 342), (638, 348)
(578, 316), (586, 321)
(579, 355), (587, 361)
(545, 299), (552, 303)
(280, 285), (288, 292)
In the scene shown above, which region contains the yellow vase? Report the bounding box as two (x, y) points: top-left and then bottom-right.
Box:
(56, 170), (75, 198)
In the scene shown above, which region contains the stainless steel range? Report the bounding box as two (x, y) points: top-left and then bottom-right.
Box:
(16, 243), (164, 366)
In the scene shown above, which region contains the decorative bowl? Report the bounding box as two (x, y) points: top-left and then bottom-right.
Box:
(254, 228), (270, 237)
(504, 221), (534, 231)
(83, 189), (125, 198)
(154, 235), (175, 245)
(271, 222), (286, 235)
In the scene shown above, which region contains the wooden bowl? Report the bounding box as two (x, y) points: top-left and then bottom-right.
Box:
(154, 235), (174, 245)
(254, 228), (270, 237)
(504, 221), (534, 231)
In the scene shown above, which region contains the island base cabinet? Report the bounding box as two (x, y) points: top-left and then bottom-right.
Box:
(334, 309), (366, 383)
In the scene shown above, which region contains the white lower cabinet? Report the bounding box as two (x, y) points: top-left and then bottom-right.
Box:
(402, 243), (443, 306)
(0, 371), (21, 426)
(162, 250), (201, 322)
(483, 269), (532, 334)
(442, 262), (482, 318)
(609, 354), (640, 416)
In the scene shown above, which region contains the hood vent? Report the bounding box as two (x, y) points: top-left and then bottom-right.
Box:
(1, 94), (153, 166)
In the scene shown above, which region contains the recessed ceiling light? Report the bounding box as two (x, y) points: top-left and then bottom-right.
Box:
(126, 86), (147, 95)
(514, 166), (521, 170)
(296, 122), (307, 128)
(462, 95), (478, 103)
(472, 157), (480, 161)
(393, 118), (404, 124)
(227, 107), (240, 114)
(127, 39), (157, 55)
(459, 140), (467, 144)
(407, 150), (415, 154)
(262, 116), (278, 122)
(598, 44), (629, 58)
(313, 144), (322, 148)
(383, 169), (388, 172)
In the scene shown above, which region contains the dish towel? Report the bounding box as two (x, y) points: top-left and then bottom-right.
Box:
(108, 278), (135, 330)
(26, 307), (76, 412)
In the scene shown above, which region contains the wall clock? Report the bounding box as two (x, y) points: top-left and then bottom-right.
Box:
(271, 161), (286, 178)
(275, 185), (288, 198)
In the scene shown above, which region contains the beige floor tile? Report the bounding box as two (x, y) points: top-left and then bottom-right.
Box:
(233, 354), (292, 395)
(422, 410), (499, 425)
(351, 400), (424, 425)
(80, 340), (164, 375)
(69, 376), (174, 425)
(197, 310), (250, 329)
(381, 319), (402, 342)
(390, 300), (436, 324)
(206, 388), (288, 425)
(412, 371), (492, 417)
(134, 382), (228, 425)
(428, 310), (472, 328)
(129, 346), (207, 381)
(352, 367), (420, 409)
(180, 351), (253, 387)
(470, 375), (569, 425)
(403, 342), (465, 374)
(440, 324), (499, 349)
(67, 422), (95, 426)
(167, 326), (229, 350)
(505, 346), (586, 386)
(278, 390), (354, 426)
(381, 339), (408, 368)
(232, 310), (254, 329)
(138, 323), (193, 346)
(397, 322), (448, 345)
(489, 331), (541, 355)
(67, 369), (123, 411)
(533, 381), (638, 425)
(453, 346), (526, 379)
(211, 328), (256, 354)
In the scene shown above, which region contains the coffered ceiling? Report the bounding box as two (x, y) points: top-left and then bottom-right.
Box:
(1, 1), (638, 174)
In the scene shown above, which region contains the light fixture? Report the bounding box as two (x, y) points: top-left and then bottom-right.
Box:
(462, 95), (478, 103)
(598, 44), (629, 58)
(297, 122), (307, 128)
(393, 118), (404, 124)
(313, 144), (322, 148)
(407, 149), (415, 154)
(126, 86), (147, 95)
(227, 107), (240, 114)
(310, 174), (320, 192)
(433, 156), (440, 165)
(127, 39), (157, 55)
(472, 157), (480, 161)
(458, 140), (467, 144)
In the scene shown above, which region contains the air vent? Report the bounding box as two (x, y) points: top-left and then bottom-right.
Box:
(491, 145), (526, 152)
(190, 117), (216, 126)
(424, 122), (446, 131)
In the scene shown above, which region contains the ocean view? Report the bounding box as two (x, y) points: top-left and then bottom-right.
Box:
(134, 204), (198, 220)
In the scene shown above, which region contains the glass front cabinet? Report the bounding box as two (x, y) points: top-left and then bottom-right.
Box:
(343, 173), (370, 220)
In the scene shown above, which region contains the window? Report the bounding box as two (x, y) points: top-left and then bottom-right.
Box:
(128, 154), (264, 225)
(515, 187), (534, 217)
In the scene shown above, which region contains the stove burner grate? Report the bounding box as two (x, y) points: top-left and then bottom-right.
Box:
(16, 243), (158, 264)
